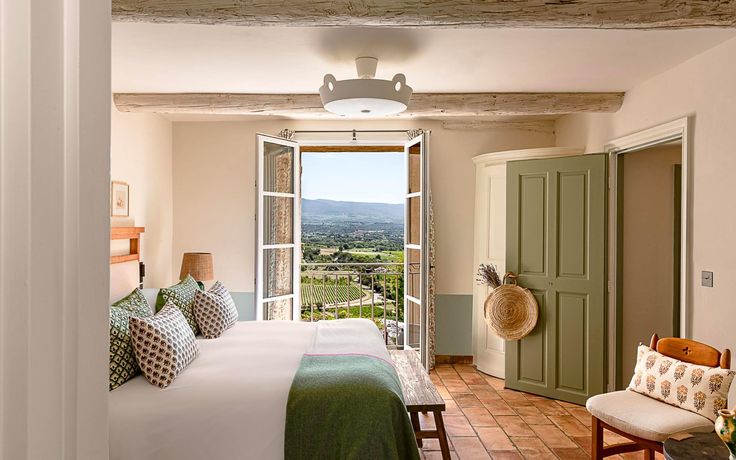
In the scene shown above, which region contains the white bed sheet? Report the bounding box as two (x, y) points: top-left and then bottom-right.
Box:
(109, 319), (388, 460)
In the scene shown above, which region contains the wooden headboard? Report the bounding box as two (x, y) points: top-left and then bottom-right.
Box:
(111, 226), (144, 264)
(110, 226), (145, 302)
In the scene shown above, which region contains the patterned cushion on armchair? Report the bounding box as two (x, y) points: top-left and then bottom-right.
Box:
(627, 345), (734, 422)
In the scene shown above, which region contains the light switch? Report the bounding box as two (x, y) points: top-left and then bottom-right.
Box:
(701, 271), (714, 287)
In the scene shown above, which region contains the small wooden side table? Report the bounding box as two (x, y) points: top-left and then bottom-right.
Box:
(663, 432), (730, 459)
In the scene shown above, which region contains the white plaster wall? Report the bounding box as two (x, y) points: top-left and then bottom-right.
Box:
(110, 107), (173, 298)
(556, 36), (736, 387)
(171, 119), (555, 295)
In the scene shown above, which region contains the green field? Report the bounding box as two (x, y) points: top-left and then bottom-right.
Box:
(344, 249), (403, 262)
(300, 284), (364, 306)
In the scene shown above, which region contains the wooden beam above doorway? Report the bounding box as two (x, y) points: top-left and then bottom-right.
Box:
(111, 0), (736, 29)
(113, 92), (624, 117)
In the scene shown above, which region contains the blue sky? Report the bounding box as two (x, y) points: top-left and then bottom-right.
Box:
(301, 152), (406, 204)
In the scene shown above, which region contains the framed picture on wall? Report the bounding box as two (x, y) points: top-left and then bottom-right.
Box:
(111, 181), (129, 217)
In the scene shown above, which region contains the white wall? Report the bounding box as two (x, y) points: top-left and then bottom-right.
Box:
(0, 0), (111, 458)
(171, 119), (555, 295)
(110, 108), (173, 299)
(556, 36), (736, 372)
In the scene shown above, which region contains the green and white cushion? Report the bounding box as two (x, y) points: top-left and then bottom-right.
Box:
(109, 288), (152, 390)
(111, 287), (151, 317)
(156, 275), (201, 335)
(109, 308), (138, 390)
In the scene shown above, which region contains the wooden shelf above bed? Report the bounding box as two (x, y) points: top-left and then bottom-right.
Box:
(110, 226), (144, 264)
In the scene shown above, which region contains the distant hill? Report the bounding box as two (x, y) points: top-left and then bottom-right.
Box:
(301, 198), (404, 223)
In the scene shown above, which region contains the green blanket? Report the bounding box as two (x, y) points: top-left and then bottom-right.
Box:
(285, 354), (420, 460)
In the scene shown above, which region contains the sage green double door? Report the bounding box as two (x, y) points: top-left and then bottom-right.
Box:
(505, 154), (606, 405)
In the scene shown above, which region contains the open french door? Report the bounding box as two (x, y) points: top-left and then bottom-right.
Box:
(404, 133), (430, 368)
(255, 134), (301, 320)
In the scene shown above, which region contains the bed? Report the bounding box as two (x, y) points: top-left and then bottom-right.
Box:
(109, 318), (417, 460)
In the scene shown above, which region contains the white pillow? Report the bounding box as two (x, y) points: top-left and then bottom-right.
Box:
(628, 344), (735, 422)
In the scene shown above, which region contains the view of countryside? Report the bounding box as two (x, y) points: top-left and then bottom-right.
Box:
(300, 152), (406, 345)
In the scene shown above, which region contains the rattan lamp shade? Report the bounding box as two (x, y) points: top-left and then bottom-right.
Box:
(179, 252), (214, 281)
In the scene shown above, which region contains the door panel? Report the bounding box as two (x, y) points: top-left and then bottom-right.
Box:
(519, 174), (547, 275)
(518, 289), (547, 385)
(557, 292), (587, 393)
(558, 172), (588, 278)
(506, 154), (606, 405)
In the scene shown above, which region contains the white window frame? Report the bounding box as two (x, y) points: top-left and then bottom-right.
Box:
(255, 134), (302, 321)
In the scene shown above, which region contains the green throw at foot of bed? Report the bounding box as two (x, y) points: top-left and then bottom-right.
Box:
(285, 354), (420, 460)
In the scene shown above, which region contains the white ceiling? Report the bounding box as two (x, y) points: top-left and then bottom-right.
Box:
(112, 23), (735, 94)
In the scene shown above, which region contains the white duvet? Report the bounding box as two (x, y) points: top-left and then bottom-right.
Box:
(109, 319), (390, 460)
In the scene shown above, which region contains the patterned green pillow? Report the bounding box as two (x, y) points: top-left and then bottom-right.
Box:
(109, 308), (138, 390)
(156, 275), (201, 335)
(111, 288), (151, 317)
(109, 289), (153, 390)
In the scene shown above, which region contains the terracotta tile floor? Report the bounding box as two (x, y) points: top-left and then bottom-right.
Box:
(417, 364), (666, 460)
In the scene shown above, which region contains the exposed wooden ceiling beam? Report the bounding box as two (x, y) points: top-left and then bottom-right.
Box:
(113, 92), (624, 117)
(441, 119), (556, 134)
(111, 0), (736, 29)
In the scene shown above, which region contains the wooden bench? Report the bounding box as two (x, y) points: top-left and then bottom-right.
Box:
(389, 350), (451, 459)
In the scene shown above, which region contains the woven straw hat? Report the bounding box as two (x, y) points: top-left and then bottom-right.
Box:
(484, 273), (538, 340)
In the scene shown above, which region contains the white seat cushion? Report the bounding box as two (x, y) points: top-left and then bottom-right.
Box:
(586, 390), (714, 442)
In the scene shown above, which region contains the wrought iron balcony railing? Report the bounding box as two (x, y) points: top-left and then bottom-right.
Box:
(300, 262), (403, 346)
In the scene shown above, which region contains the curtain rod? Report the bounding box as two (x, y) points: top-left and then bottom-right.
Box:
(280, 128), (427, 141)
(292, 129), (411, 134)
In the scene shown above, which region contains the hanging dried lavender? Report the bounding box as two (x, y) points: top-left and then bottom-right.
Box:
(476, 263), (501, 289)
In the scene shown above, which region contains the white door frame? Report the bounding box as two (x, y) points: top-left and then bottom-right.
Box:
(1, 1), (111, 456)
(275, 135), (431, 363)
(604, 116), (691, 390)
(255, 135), (430, 343)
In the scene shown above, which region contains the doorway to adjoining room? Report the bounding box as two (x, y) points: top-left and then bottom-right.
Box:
(617, 140), (683, 384)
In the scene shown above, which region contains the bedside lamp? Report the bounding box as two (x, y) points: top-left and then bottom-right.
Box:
(180, 252), (214, 288)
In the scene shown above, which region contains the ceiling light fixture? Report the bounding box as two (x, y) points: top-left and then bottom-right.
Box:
(319, 57), (413, 117)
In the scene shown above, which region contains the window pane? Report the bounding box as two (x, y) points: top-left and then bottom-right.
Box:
(263, 196), (293, 245)
(406, 248), (421, 300)
(407, 196), (420, 245)
(263, 248), (293, 298)
(408, 143), (421, 193)
(263, 142), (294, 193)
(264, 298), (293, 321)
(406, 299), (421, 350)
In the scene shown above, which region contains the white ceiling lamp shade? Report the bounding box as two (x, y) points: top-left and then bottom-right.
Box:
(319, 57), (413, 117)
